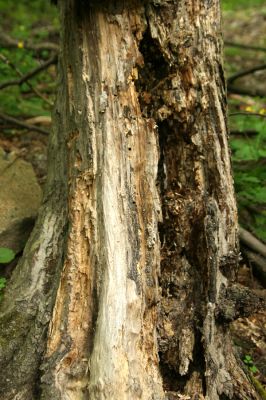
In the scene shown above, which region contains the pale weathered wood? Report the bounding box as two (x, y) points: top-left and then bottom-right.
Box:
(0, 1), (261, 399)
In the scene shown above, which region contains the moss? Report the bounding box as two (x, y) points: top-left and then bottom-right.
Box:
(250, 374), (266, 400)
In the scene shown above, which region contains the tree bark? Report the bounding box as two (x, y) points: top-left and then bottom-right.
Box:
(0, 0), (261, 399)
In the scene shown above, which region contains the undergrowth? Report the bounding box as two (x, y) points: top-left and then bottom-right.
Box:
(0, 0), (58, 117)
(228, 99), (266, 241)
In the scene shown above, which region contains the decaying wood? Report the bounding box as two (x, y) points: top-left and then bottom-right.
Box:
(217, 284), (266, 321)
(0, 0), (262, 399)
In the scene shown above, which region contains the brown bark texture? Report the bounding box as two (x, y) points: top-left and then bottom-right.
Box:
(0, 0), (263, 399)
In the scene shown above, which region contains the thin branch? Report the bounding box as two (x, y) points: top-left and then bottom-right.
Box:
(31, 26), (59, 38)
(225, 41), (266, 53)
(230, 130), (258, 136)
(229, 112), (266, 118)
(0, 54), (58, 90)
(234, 159), (266, 169)
(227, 84), (266, 98)
(25, 116), (51, 126)
(0, 53), (22, 78)
(228, 63), (266, 84)
(0, 53), (54, 106)
(0, 31), (59, 52)
(239, 227), (266, 258)
(0, 112), (50, 135)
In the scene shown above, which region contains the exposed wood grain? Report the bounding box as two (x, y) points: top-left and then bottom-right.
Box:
(0, 1), (261, 399)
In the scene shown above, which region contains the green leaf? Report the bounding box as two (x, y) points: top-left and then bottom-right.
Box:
(252, 187), (266, 204)
(0, 247), (15, 264)
(0, 277), (6, 289)
(254, 226), (266, 242)
(240, 176), (260, 184)
(244, 355), (252, 363)
(250, 365), (259, 374)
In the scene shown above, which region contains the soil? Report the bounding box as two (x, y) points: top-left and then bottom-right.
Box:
(0, 129), (48, 187)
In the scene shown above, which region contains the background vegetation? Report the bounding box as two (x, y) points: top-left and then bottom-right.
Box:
(0, 0), (58, 117)
(223, 0), (266, 242)
(0, 0), (265, 392)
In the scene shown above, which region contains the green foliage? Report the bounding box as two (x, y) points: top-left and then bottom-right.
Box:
(0, 0), (59, 33)
(0, 247), (15, 264)
(223, 0), (266, 243)
(250, 374), (266, 400)
(229, 108), (266, 241)
(244, 356), (266, 400)
(0, 277), (6, 290)
(0, 247), (15, 300)
(0, 277), (6, 300)
(243, 355), (259, 374)
(0, 0), (58, 118)
(0, 246), (12, 299)
(222, 0), (266, 11)
(0, 85), (51, 117)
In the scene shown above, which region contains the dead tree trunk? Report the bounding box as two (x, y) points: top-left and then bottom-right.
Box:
(0, 0), (263, 399)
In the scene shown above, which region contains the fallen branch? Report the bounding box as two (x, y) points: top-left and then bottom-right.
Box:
(239, 227), (266, 258)
(246, 204), (266, 214)
(227, 84), (266, 98)
(229, 112), (266, 119)
(230, 130), (258, 136)
(0, 31), (59, 52)
(228, 63), (266, 85)
(0, 54), (58, 90)
(25, 116), (52, 126)
(225, 41), (266, 53)
(31, 26), (59, 38)
(0, 112), (50, 135)
(234, 158), (266, 170)
(0, 53), (53, 106)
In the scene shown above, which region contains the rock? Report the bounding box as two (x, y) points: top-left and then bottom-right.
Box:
(0, 149), (42, 254)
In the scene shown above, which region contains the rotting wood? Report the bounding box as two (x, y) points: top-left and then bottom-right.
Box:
(0, 1), (263, 399)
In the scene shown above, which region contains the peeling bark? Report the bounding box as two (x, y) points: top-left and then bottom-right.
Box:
(0, 0), (261, 399)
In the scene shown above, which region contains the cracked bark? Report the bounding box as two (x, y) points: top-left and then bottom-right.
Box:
(0, 0), (262, 399)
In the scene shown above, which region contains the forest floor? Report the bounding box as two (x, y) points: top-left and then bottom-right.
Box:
(0, 0), (265, 395)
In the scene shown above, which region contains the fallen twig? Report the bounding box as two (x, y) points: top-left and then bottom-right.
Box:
(31, 25), (59, 38)
(0, 53), (54, 106)
(239, 227), (266, 258)
(229, 112), (266, 118)
(228, 64), (266, 85)
(225, 41), (266, 53)
(230, 130), (258, 136)
(0, 54), (58, 91)
(0, 31), (59, 52)
(227, 85), (266, 98)
(25, 116), (52, 126)
(0, 112), (50, 135)
(234, 159), (266, 169)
